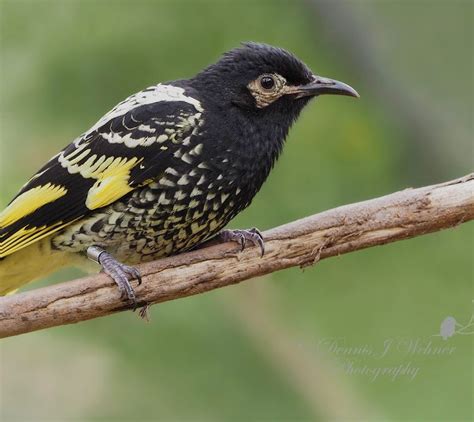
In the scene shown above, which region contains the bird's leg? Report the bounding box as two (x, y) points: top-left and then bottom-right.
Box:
(218, 227), (265, 257)
(87, 246), (142, 308)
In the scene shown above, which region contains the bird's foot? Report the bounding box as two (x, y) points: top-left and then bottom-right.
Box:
(219, 227), (265, 257)
(87, 246), (142, 309)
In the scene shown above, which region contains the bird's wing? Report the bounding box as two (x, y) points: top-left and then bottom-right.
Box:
(0, 84), (204, 257)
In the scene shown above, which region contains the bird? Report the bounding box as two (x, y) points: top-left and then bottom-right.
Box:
(0, 42), (358, 305)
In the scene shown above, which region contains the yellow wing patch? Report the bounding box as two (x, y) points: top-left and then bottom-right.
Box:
(0, 221), (72, 257)
(85, 156), (141, 210)
(0, 152), (142, 257)
(0, 183), (67, 228)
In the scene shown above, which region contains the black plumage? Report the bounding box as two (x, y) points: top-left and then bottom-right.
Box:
(0, 42), (358, 299)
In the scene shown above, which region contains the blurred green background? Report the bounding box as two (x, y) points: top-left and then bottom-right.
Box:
(0, 0), (472, 420)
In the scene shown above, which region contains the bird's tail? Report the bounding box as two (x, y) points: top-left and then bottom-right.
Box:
(0, 238), (76, 295)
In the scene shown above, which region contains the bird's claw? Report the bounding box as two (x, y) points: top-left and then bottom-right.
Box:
(87, 246), (142, 309)
(102, 259), (141, 307)
(219, 227), (265, 257)
(137, 304), (151, 321)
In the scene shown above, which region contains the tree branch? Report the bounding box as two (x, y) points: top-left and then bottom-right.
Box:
(1, 174), (473, 338)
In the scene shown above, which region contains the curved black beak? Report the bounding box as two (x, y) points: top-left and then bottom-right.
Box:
(296, 75), (360, 99)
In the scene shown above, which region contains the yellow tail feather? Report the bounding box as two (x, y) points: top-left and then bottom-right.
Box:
(0, 238), (81, 295)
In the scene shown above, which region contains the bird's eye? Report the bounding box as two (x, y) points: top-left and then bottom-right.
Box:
(248, 73), (286, 108)
(259, 75), (276, 91)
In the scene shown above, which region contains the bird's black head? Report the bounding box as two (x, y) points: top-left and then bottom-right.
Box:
(188, 43), (359, 194)
(191, 42), (358, 121)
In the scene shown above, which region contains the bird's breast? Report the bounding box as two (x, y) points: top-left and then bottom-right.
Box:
(52, 116), (279, 263)
(52, 163), (249, 263)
